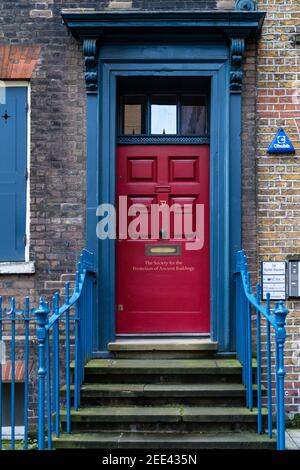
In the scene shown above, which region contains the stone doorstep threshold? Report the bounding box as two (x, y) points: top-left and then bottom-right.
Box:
(0, 261), (35, 274)
(108, 338), (218, 351)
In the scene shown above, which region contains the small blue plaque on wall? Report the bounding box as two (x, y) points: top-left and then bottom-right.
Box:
(267, 128), (295, 155)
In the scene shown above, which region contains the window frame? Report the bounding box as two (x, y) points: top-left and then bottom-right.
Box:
(118, 77), (210, 140)
(120, 92), (209, 137)
(0, 80), (34, 273)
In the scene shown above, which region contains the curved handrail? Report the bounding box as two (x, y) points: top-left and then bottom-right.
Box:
(239, 269), (277, 329)
(46, 271), (87, 330)
(235, 249), (289, 451)
(0, 249), (95, 451)
(33, 248), (95, 450)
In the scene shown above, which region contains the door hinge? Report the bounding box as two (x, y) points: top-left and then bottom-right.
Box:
(23, 234), (27, 246)
(25, 102), (29, 113)
(25, 168), (28, 181)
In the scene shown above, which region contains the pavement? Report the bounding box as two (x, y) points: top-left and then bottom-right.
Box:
(286, 430), (300, 449)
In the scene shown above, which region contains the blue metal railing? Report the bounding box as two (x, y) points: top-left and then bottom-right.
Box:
(0, 296), (32, 450)
(235, 249), (289, 450)
(0, 247), (288, 450)
(0, 249), (95, 450)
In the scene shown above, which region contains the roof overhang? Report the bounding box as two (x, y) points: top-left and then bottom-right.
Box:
(61, 10), (266, 40)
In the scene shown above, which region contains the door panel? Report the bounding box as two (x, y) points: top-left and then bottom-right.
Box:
(116, 145), (210, 334)
(0, 87), (27, 261)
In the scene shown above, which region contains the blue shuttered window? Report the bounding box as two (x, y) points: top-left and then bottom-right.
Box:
(0, 87), (27, 262)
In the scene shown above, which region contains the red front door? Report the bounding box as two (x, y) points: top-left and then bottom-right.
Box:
(116, 145), (210, 334)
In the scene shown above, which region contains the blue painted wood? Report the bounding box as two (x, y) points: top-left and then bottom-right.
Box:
(85, 94), (99, 353)
(91, 43), (231, 354)
(229, 93), (242, 350)
(95, 47), (232, 352)
(100, 43), (228, 62)
(0, 87), (27, 261)
(83, 40), (98, 92)
(68, 8), (263, 353)
(97, 62), (116, 351)
(228, 38), (245, 92)
(62, 0), (266, 357)
(62, 10), (266, 38)
(86, 94), (99, 257)
(209, 62), (231, 351)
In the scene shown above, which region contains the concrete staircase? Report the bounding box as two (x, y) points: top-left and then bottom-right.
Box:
(54, 339), (276, 449)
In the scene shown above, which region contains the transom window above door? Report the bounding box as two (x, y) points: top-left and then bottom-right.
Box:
(118, 77), (210, 137)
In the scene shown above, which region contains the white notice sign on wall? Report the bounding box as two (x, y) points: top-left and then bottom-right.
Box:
(261, 261), (287, 300)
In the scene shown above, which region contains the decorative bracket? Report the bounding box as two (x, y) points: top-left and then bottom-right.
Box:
(83, 39), (99, 93)
(235, 0), (256, 10)
(229, 37), (246, 93)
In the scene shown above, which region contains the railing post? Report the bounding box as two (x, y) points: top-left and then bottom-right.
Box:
(65, 282), (71, 433)
(74, 269), (81, 410)
(266, 293), (273, 439)
(34, 298), (50, 451)
(11, 297), (16, 449)
(24, 296), (30, 450)
(246, 272), (253, 411)
(273, 301), (289, 451)
(255, 283), (262, 434)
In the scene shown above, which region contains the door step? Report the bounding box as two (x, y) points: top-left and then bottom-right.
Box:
(53, 431), (276, 450)
(61, 382), (260, 407)
(108, 339), (218, 359)
(56, 350), (270, 449)
(60, 405), (267, 432)
(73, 358), (256, 384)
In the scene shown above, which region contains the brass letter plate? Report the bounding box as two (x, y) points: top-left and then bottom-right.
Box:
(145, 245), (182, 256)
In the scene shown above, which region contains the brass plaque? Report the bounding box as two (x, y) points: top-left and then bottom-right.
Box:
(145, 245), (182, 256)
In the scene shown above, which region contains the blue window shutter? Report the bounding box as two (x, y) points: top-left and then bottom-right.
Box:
(0, 87), (27, 262)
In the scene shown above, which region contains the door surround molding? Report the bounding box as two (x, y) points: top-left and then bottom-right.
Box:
(62, 10), (265, 354)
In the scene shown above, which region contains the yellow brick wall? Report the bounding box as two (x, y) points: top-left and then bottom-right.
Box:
(256, 0), (300, 415)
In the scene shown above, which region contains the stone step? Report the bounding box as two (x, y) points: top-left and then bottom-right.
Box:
(53, 431), (276, 450)
(108, 339), (218, 359)
(59, 354), (271, 448)
(61, 382), (259, 407)
(73, 358), (256, 384)
(60, 405), (267, 433)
